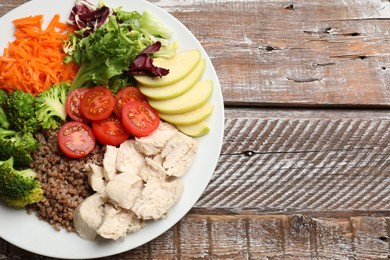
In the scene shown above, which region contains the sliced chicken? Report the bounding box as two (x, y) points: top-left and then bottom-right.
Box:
(85, 163), (106, 193)
(161, 132), (197, 177)
(127, 212), (144, 234)
(73, 193), (107, 240)
(105, 172), (143, 209)
(132, 179), (184, 220)
(134, 121), (179, 156)
(103, 145), (118, 181)
(97, 204), (141, 240)
(139, 156), (168, 182)
(75, 120), (199, 241)
(116, 139), (145, 174)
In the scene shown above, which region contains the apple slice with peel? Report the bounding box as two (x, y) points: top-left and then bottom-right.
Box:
(134, 49), (201, 87)
(139, 59), (206, 100)
(159, 102), (214, 125)
(176, 121), (210, 137)
(148, 80), (213, 114)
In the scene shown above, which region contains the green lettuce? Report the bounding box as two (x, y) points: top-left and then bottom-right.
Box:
(65, 7), (176, 92)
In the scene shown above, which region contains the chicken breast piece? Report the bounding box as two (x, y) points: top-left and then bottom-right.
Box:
(127, 212), (144, 234)
(73, 193), (107, 240)
(134, 121), (179, 156)
(85, 163), (106, 193)
(103, 145), (118, 181)
(105, 172), (143, 209)
(139, 156), (168, 182)
(161, 132), (197, 177)
(116, 139), (145, 174)
(97, 204), (140, 240)
(132, 179), (184, 220)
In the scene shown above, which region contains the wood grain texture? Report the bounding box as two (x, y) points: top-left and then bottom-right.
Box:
(2, 215), (390, 259)
(195, 108), (390, 215)
(0, 0), (27, 16)
(149, 0), (390, 107)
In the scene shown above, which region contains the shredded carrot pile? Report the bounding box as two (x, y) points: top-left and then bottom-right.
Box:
(0, 14), (79, 95)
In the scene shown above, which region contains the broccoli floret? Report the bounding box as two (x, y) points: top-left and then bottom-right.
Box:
(6, 89), (38, 133)
(35, 82), (70, 129)
(0, 90), (10, 129)
(0, 129), (40, 166)
(0, 157), (43, 209)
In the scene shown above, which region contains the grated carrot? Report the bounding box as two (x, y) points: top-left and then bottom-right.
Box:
(0, 14), (79, 95)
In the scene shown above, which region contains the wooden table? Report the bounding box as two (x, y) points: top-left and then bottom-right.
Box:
(1, 0), (389, 259)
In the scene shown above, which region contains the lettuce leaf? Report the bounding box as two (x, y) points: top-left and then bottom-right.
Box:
(65, 4), (175, 92)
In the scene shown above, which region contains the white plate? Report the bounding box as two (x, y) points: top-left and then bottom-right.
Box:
(0, 0), (224, 258)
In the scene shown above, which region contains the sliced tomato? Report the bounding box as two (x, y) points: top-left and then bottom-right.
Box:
(121, 101), (160, 137)
(114, 86), (147, 119)
(80, 86), (115, 121)
(66, 88), (91, 123)
(92, 113), (131, 146)
(58, 121), (96, 158)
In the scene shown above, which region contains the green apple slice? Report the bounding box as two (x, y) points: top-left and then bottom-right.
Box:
(148, 80), (213, 114)
(159, 102), (214, 125)
(139, 59), (206, 100)
(176, 121), (210, 137)
(134, 49), (201, 87)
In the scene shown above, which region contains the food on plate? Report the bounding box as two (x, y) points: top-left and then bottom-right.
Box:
(136, 54), (213, 136)
(113, 86), (147, 119)
(79, 86), (116, 121)
(139, 59), (206, 100)
(73, 193), (107, 240)
(65, 87), (91, 123)
(91, 114), (130, 146)
(58, 121), (96, 159)
(0, 14), (78, 94)
(0, 128), (39, 167)
(0, 90), (39, 167)
(5, 89), (38, 134)
(148, 80), (213, 115)
(27, 129), (105, 232)
(176, 121), (211, 137)
(75, 121), (195, 240)
(128, 41), (170, 77)
(35, 82), (69, 130)
(158, 102), (214, 126)
(0, 157), (43, 209)
(121, 101), (160, 137)
(64, 3), (176, 92)
(134, 49), (201, 87)
(0, 0), (215, 241)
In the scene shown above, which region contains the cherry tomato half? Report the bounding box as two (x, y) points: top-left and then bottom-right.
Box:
(66, 88), (91, 123)
(92, 113), (131, 146)
(114, 87), (147, 119)
(58, 121), (96, 158)
(121, 101), (160, 137)
(80, 86), (115, 121)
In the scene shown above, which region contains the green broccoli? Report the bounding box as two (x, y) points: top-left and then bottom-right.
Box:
(35, 82), (70, 129)
(0, 157), (43, 209)
(0, 90), (10, 129)
(6, 89), (38, 133)
(0, 128), (40, 166)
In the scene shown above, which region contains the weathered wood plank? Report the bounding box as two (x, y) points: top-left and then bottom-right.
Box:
(0, 0), (27, 16)
(195, 108), (390, 215)
(2, 215), (390, 259)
